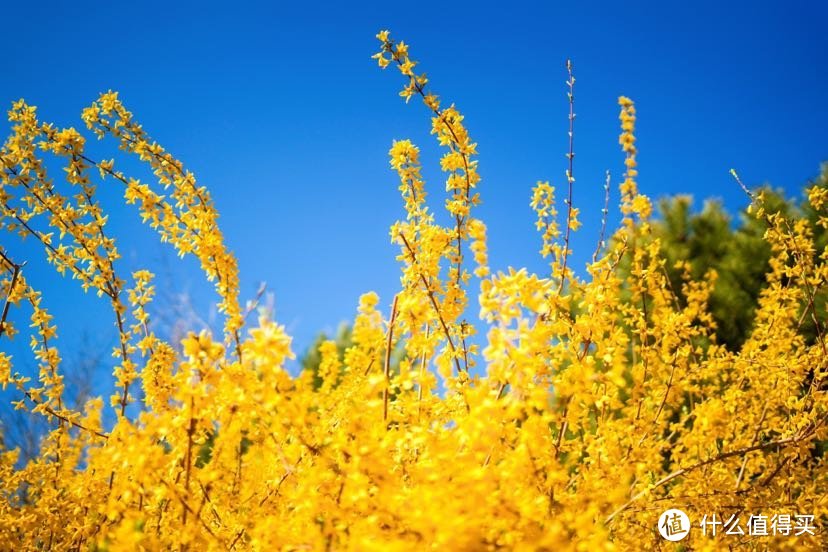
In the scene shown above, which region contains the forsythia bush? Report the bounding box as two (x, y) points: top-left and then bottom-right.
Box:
(0, 31), (826, 551)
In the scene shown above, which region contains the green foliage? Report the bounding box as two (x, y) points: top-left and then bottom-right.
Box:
(300, 323), (354, 389)
(300, 322), (408, 389)
(642, 165), (828, 350)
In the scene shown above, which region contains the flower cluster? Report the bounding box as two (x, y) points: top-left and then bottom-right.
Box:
(0, 31), (825, 551)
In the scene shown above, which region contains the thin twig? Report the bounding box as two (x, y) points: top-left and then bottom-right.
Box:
(605, 419), (824, 524)
(592, 171), (611, 264)
(398, 232), (462, 374)
(558, 59), (576, 295)
(21, 390), (109, 439)
(386, 42), (474, 290)
(383, 295), (400, 422)
(241, 282), (268, 325)
(183, 397), (196, 526)
(417, 324), (430, 421)
(735, 404), (769, 490)
(0, 253), (23, 338)
(731, 169), (827, 355)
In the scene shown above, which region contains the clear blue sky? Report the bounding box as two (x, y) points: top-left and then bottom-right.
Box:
(2, 0), (827, 371)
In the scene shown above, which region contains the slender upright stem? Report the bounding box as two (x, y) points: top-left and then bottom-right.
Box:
(558, 59), (576, 294)
(383, 295), (400, 422)
(399, 233), (463, 374)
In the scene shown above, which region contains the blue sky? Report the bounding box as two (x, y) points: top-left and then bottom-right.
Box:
(2, 0), (827, 374)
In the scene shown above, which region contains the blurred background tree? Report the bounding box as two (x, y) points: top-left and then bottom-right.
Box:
(300, 321), (408, 389)
(0, 333), (104, 464)
(300, 322), (354, 390)
(617, 163), (827, 350)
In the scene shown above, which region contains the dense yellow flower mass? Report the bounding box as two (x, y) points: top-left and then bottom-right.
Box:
(0, 31), (826, 550)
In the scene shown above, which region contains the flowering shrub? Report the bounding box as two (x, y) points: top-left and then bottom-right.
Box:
(0, 31), (826, 550)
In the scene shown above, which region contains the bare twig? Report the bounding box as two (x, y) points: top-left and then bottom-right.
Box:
(558, 60), (577, 295)
(241, 282), (268, 325)
(592, 171), (611, 264)
(417, 324), (430, 421)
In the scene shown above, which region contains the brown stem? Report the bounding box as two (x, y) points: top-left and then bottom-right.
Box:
(554, 397), (571, 460)
(383, 295), (400, 422)
(1, 200), (103, 295)
(21, 389), (108, 439)
(0, 253), (22, 338)
(183, 397), (196, 526)
(605, 418), (824, 524)
(417, 324), (430, 421)
(734, 404), (769, 491)
(398, 232), (462, 374)
(387, 44), (473, 289)
(731, 170), (826, 355)
(558, 59), (576, 295)
(592, 171), (611, 264)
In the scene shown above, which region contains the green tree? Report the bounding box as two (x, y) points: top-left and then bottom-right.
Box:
(637, 164), (827, 350)
(300, 322), (354, 389)
(300, 322), (408, 389)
